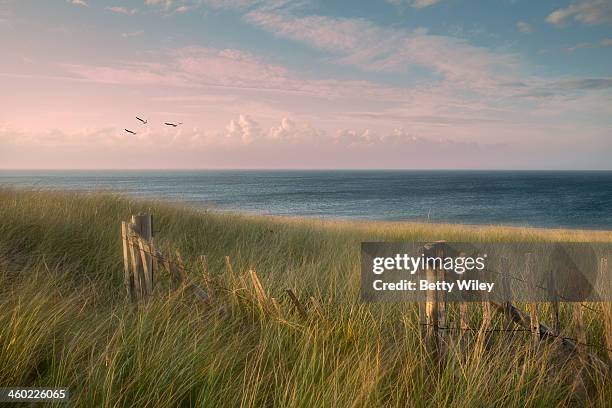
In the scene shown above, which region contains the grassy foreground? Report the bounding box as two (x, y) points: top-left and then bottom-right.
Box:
(0, 188), (610, 407)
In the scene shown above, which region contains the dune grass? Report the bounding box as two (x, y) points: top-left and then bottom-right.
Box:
(0, 187), (610, 407)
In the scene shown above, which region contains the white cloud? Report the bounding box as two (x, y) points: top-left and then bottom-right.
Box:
(386, 0), (441, 9)
(411, 0), (441, 9)
(516, 21), (534, 33)
(60, 46), (406, 101)
(563, 42), (595, 52)
(224, 116), (322, 145)
(334, 128), (378, 146)
(68, 0), (88, 6)
(561, 39), (612, 52)
(174, 6), (192, 13)
(268, 117), (321, 143)
(546, 0), (612, 26)
(243, 10), (519, 92)
(144, 0), (173, 8)
(143, 0), (287, 14)
(334, 127), (420, 146)
(225, 114), (260, 144)
(106, 7), (139, 15)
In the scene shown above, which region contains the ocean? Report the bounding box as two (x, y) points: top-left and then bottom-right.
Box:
(1, 170), (611, 230)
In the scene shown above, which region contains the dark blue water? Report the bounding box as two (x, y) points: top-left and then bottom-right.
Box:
(1, 170), (611, 230)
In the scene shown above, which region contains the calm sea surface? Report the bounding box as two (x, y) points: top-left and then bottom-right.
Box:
(1, 170), (611, 230)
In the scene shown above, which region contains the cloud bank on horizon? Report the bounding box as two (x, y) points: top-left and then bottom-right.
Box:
(0, 0), (610, 169)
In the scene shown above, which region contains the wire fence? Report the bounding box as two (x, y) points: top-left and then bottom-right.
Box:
(121, 218), (612, 358)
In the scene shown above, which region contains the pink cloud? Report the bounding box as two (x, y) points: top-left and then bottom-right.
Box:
(106, 7), (139, 15)
(268, 117), (322, 143)
(546, 0), (612, 26)
(225, 114), (260, 145)
(243, 10), (520, 92)
(68, 0), (88, 6)
(59, 46), (407, 101)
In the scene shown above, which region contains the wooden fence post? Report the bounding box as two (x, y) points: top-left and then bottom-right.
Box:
(425, 266), (439, 355)
(249, 269), (268, 304)
(120, 215), (155, 301)
(126, 223), (143, 300)
(138, 238), (153, 295)
(418, 265), (428, 344)
(121, 222), (134, 301)
(527, 303), (540, 345)
(572, 303), (586, 349)
(132, 214), (153, 295)
(436, 249), (447, 358)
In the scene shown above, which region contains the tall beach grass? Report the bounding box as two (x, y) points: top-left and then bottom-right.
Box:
(0, 188), (610, 407)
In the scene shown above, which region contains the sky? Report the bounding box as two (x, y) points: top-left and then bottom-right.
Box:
(0, 0), (611, 169)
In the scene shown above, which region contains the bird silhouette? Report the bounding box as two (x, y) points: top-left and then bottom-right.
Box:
(164, 122), (182, 127)
(124, 129), (136, 135)
(136, 116), (148, 124)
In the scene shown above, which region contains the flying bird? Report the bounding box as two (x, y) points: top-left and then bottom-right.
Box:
(164, 122), (182, 127)
(136, 116), (148, 124)
(124, 129), (136, 135)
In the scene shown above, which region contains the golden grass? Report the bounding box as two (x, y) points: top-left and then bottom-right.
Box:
(0, 188), (610, 407)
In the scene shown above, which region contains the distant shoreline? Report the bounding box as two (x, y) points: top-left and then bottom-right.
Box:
(2, 170), (612, 230)
(2, 185), (612, 237)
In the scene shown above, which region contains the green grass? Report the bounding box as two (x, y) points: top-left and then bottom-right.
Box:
(0, 188), (610, 407)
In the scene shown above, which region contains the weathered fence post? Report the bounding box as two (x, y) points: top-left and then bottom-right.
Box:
(121, 221), (134, 301)
(418, 264), (428, 344)
(249, 269), (268, 305)
(527, 302), (540, 345)
(425, 266), (438, 353)
(572, 303), (586, 349)
(126, 223), (143, 300)
(121, 214), (154, 301)
(132, 214), (153, 294)
(436, 245), (447, 358)
(138, 239), (153, 295)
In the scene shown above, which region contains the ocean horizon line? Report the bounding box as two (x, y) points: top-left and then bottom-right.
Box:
(2, 169), (612, 173)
